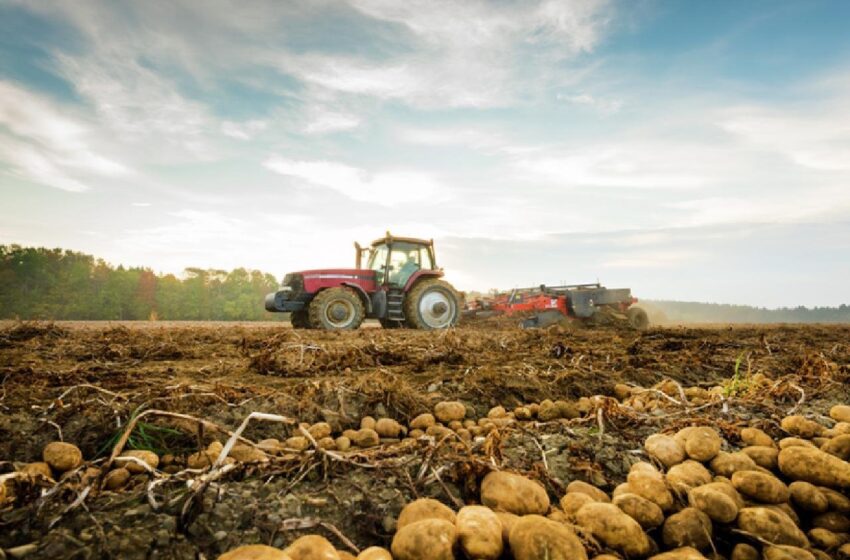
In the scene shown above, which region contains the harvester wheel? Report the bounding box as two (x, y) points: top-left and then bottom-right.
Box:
(290, 310), (311, 329)
(403, 279), (460, 330)
(628, 306), (650, 330)
(308, 287), (365, 330)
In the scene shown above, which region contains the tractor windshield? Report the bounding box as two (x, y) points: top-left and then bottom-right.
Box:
(366, 240), (434, 285)
(366, 244), (389, 283)
(388, 242), (431, 286)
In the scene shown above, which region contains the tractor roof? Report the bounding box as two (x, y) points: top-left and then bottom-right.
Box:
(370, 233), (433, 247)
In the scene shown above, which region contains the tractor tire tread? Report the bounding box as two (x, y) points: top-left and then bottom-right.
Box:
(308, 287), (365, 330)
(403, 278), (460, 330)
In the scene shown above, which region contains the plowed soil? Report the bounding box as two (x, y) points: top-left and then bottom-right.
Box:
(0, 321), (848, 559)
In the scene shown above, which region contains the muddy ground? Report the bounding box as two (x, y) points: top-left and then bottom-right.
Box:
(0, 321), (848, 559)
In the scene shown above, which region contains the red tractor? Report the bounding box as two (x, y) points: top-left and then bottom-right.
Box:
(265, 233), (461, 330)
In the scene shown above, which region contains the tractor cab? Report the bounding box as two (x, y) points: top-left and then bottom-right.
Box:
(356, 234), (436, 288)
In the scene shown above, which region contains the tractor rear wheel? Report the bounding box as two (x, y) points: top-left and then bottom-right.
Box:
(403, 279), (460, 330)
(628, 306), (650, 330)
(308, 287), (365, 330)
(290, 310), (311, 329)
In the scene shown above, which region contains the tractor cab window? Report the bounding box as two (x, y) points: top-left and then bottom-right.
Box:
(366, 245), (389, 283)
(419, 246), (434, 270)
(388, 242), (423, 286)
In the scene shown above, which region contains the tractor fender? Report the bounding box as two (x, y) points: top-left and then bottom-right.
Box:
(341, 282), (373, 313)
(402, 269), (444, 292)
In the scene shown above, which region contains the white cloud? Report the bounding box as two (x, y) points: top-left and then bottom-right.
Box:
(56, 54), (215, 160)
(0, 80), (129, 192)
(221, 120), (268, 141)
(263, 157), (447, 205)
(557, 92), (623, 113)
(302, 109), (361, 135)
(512, 145), (709, 189)
(602, 250), (700, 268)
(400, 127), (509, 152)
(719, 104), (850, 171)
(274, 0), (612, 108)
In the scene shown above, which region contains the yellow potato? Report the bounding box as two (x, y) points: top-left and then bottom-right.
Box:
(736, 507), (809, 548)
(662, 507), (713, 550)
(709, 452), (757, 478)
(284, 437), (310, 452)
(822, 435), (850, 461)
(391, 519), (456, 560)
(396, 498), (456, 530)
(351, 429), (380, 448)
(820, 486), (850, 512)
(356, 547), (391, 560)
(104, 467), (131, 490)
(789, 481), (829, 513)
(480, 471), (550, 515)
(731, 470), (790, 504)
(493, 511), (517, 545)
(566, 480), (610, 503)
(647, 547), (708, 559)
(284, 536), (340, 560)
(741, 446), (779, 470)
(666, 460), (712, 495)
(778, 446), (850, 489)
(19, 462), (53, 480)
(374, 418), (403, 438)
(813, 511), (850, 533)
(808, 527), (847, 550)
(434, 401), (466, 423)
(218, 544), (292, 560)
(781, 415), (825, 439)
(730, 543), (759, 560)
(43, 441), (83, 472)
(409, 413), (435, 430)
(762, 545), (816, 560)
(456, 505), (502, 560)
(612, 492), (664, 529)
(740, 427), (776, 448)
(229, 445), (269, 464)
(628, 462), (674, 511)
(308, 422), (333, 439)
(508, 514), (587, 560)
(779, 437), (816, 449)
(684, 427), (722, 462)
(830, 405), (850, 423)
(688, 484), (739, 523)
(645, 434), (686, 468)
(575, 502), (652, 557)
(560, 492), (596, 517)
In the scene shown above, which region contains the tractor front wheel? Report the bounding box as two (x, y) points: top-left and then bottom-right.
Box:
(290, 310), (311, 329)
(308, 287), (365, 330)
(403, 279), (460, 330)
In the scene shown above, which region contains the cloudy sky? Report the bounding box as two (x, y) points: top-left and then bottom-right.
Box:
(1, 0), (849, 307)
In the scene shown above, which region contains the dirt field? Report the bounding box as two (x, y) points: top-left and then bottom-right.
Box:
(1, 321), (848, 559)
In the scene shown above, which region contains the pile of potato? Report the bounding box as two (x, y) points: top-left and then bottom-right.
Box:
(217, 403), (850, 560)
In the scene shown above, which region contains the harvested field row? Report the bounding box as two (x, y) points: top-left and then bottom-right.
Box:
(0, 322), (849, 559)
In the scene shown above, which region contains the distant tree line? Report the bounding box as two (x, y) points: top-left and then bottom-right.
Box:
(0, 245), (284, 321)
(644, 300), (850, 324)
(2, 245), (848, 323)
